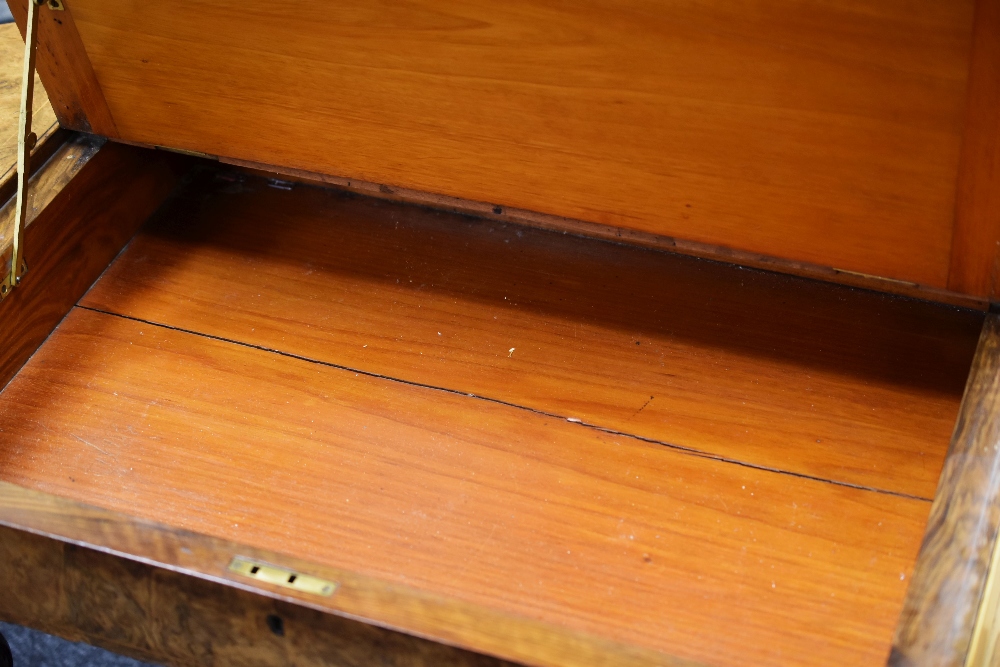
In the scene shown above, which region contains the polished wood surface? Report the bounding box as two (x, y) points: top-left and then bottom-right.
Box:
(3, 168), (979, 664)
(0, 22), (57, 197)
(0, 136), (178, 391)
(0, 482), (684, 667)
(5, 0), (117, 137)
(0, 303), (934, 667)
(46, 0), (976, 292)
(949, 0), (1000, 300)
(891, 314), (1000, 667)
(81, 173), (984, 499)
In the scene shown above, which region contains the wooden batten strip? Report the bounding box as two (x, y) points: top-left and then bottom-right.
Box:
(6, 0), (118, 137)
(0, 482), (696, 667)
(948, 0), (1000, 300)
(890, 313), (1000, 666)
(0, 134), (179, 389)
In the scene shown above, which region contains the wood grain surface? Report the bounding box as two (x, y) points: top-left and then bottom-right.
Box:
(0, 21), (57, 197)
(0, 136), (178, 391)
(59, 0), (974, 290)
(5, 0), (117, 137)
(0, 304), (935, 667)
(948, 0), (1000, 300)
(890, 313), (1000, 667)
(0, 482), (687, 667)
(80, 172), (984, 499)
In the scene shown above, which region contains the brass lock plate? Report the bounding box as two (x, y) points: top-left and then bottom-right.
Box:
(228, 556), (338, 597)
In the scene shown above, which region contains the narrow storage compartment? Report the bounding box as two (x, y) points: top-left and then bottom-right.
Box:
(0, 166), (984, 666)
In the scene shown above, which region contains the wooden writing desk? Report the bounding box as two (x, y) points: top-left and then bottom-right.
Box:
(0, 3), (999, 666)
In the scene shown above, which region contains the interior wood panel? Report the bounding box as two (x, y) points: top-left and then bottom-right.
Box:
(60, 0), (974, 289)
(948, 0), (1000, 300)
(80, 172), (984, 499)
(0, 306), (933, 667)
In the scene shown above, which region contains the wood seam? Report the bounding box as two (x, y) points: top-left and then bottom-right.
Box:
(74, 304), (935, 502)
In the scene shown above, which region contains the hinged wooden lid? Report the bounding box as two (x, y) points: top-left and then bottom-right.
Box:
(5, 0), (989, 303)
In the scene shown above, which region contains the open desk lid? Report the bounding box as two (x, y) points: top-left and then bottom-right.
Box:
(5, 0), (986, 302)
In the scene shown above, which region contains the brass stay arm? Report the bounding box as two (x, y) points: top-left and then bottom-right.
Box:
(2, 0), (51, 300)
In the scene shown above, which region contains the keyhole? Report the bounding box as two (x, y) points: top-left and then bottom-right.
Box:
(266, 614), (285, 637)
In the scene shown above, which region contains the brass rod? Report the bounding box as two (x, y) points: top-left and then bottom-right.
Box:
(3, 0), (42, 299)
